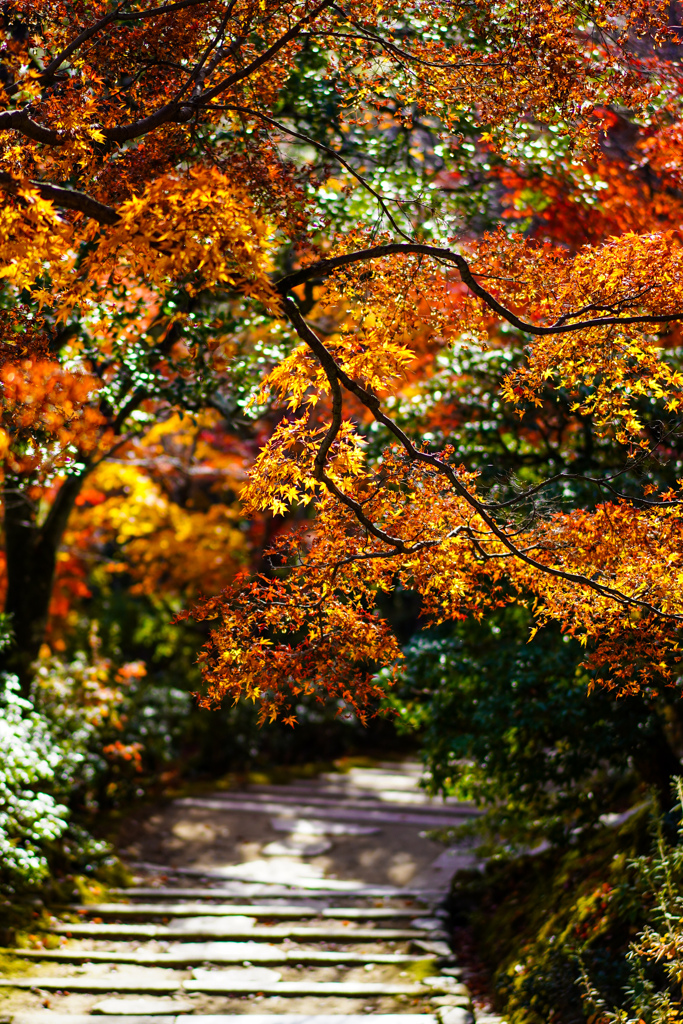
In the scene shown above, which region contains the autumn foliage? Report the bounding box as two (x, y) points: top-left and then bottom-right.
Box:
(2, 0), (683, 719)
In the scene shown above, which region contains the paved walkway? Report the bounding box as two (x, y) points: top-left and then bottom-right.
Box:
(0, 761), (504, 1024)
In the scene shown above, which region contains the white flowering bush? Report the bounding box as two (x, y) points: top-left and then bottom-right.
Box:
(0, 676), (72, 885)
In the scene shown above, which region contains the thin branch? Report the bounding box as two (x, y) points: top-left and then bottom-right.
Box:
(117, 0), (212, 21)
(481, 430), (682, 510)
(224, 104), (413, 239)
(328, 2), (493, 72)
(104, 0), (335, 143)
(174, 1), (238, 105)
(2, 0), (335, 147)
(197, 0), (336, 103)
(282, 296), (411, 552)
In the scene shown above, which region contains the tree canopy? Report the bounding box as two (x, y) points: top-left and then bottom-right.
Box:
(2, 0), (683, 718)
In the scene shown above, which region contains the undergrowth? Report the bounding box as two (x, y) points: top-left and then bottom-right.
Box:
(452, 793), (683, 1024)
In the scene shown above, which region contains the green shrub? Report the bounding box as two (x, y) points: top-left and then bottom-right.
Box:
(0, 632), (168, 897)
(385, 607), (683, 849)
(32, 638), (190, 810)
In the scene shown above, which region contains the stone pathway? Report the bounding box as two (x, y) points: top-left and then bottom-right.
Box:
(0, 761), (505, 1024)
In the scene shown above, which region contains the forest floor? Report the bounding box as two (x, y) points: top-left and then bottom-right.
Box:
(0, 759), (504, 1024)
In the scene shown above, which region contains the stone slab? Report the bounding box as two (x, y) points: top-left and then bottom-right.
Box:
(92, 998), (195, 1015)
(262, 838), (333, 857)
(249, 789), (475, 814)
(0, 978), (179, 993)
(412, 940), (453, 958)
(12, 945), (436, 967)
(69, 903), (423, 920)
(9, 1015), (439, 1024)
(176, 796), (472, 829)
(270, 818), (380, 836)
(430, 996), (471, 1007)
(437, 1010), (474, 1024)
(113, 884), (439, 901)
(247, 781), (466, 806)
(0, 976), (446, 997)
(184, 979), (427, 996)
(48, 922), (426, 940)
(69, 903), (320, 918)
(410, 918), (446, 930)
(11, 1017), (177, 1023)
(191, 966), (282, 984)
(408, 849), (480, 893)
(124, 866), (443, 897)
(175, 1017), (438, 1024)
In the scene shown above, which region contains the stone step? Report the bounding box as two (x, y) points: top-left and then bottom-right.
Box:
(68, 903), (427, 919)
(232, 787), (473, 813)
(10, 1017), (177, 1024)
(270, 818), (380, 836)
(0, 976), (435, 996)
(3, 769), (466, 1023)
(176, 796), (470, 829)
(413, 939), (454, 958)
(185, 979), (429, 996)
(113, 884), (437, 901)
(47, 921), (434, 940)
(0, 979), (183, 994)
(322, 768), (424, 785)
(10, 1014), (439, 1024)
(250, 785), (438, 803)
(125, 864), (443, 897)
(11, 946), (437, 966)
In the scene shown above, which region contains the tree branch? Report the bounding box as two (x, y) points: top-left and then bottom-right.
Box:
(277, 243), (683, 336)
(99, 0), (336, 145)
(0, 172), (119, 224)
(282, 293), (683, 621)
(282, 295), (432, 553)
(199, 0), (336, 103)
(0, 109), (61, 145)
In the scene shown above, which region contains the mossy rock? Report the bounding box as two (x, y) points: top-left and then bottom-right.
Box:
(0, 951), (36, 976)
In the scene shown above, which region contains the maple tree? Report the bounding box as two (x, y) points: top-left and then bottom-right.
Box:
(3, 0), (683, 717)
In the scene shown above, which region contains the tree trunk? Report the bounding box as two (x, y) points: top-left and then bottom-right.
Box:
(2, 474), (85, 696)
